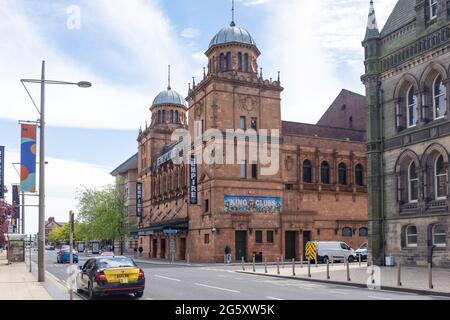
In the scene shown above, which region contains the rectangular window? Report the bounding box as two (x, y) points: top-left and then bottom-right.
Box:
(204, 234), (210, 244)
(255, 231), (263, 244)
(240, 116), (246, 130)
(267, 231), (274, 244)
(240, 160), (247, 179)
(251, 162), (257, 180)
(251, 117), (257, 130)
(430, 0), (438, 19)
(204, 199), (209, 213)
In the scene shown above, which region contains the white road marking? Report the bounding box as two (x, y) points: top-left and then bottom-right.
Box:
(368, 295), (393, 300)
(146, 298), (154, 300)
(329, 290), (350, 295)
(195, 283), (240, 293)
(266, 296), (284, 300)
(154, 275), (181, 282)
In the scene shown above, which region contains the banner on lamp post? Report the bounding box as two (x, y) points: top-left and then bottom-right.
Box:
(0, 146), (4, 199)
(20, 124), (37, 193)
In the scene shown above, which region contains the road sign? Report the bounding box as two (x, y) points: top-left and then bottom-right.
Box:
(163, 229), (178, 235)
(305, 241), (317, 260)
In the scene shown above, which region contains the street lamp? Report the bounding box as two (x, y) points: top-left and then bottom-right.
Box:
(21, 60), (92, 282)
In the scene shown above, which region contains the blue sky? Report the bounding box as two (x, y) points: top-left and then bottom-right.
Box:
(0, 0), (398, 233)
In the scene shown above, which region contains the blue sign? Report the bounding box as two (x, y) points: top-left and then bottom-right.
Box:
(0, 146), (4, 199)
(163, 229), (178, 235)
(136, 182), (142, 217)
(189, 155), (198, 204)
(224, 195), (282, 214)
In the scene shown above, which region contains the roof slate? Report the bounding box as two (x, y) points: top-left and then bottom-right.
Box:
(381, 0), (416, 37)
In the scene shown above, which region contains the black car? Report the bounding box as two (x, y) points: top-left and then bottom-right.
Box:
(76, 256), (145, 299)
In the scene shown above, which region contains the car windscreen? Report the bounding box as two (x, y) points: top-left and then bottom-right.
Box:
(96, 257), (136, 269)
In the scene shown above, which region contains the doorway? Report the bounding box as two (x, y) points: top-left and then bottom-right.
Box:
(160, 239), (166, 259)
(179, 238), (186, 260)
(302, 230), (311, 259)
(285, 231), (296, 260)
(152, 239), (157, 258)
(235, 231), (247, 261)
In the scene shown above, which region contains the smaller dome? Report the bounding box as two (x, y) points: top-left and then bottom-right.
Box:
(152, 89), (188, 108)
(209, 23), (256, 49)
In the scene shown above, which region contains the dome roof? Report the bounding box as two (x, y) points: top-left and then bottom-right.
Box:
(209, 23), (256, 49)
(152, 89), (188, 108)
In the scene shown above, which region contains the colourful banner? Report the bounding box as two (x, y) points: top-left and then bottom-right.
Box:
(20, 124), (37, 193)
(224, 195), (282, 214)
(12, 185), (20, 220)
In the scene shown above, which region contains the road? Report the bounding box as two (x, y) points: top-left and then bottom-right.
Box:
(33, 250), (447, 300)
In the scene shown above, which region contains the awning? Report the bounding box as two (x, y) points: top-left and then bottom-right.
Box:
(138, 219), (188, 236)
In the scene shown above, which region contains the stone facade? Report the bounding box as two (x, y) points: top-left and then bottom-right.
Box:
(362, 0), (450, 267)
(136, 17), (368, 263)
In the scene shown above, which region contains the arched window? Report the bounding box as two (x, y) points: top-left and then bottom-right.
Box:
(244, 53), (249, 72)
(321, 161), (330, 185)
(219, 53), (225, 71)
(162, 110), (166, 123)
(238, 52), (243, 71)
(303, 160), (312, 183)
(338, 163), (347, 185)
(342, 227), (352, 237)
(359, 227), (368, 237)
(407, 85), (418, 128)
(435, 155), (447, 199)
(406, 225), (418, 247)
(170, 110), (174, 123)
(433, 74), (446, 119)
(408, 161), (419, 203)
(157, 110), (161, 124)
(355, 164), (364, 186)
(175, 110), (179, 123)
(432, 224), (447, 247)
(226, 52), (232, 71)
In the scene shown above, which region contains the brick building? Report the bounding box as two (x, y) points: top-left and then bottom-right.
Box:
(136, 13), (368, 262)
(45, 217), (65, 244)
(111, 153), (139, 252)
(362, 0), (449, 267)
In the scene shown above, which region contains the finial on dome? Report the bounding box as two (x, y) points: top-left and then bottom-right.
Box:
(167, 65), (171, 90)
(230, 0), (236, 27)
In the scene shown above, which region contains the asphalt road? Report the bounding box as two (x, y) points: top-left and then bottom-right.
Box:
(33, 250), (447, 301)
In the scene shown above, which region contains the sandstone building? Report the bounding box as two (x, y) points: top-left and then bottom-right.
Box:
(362, 0), (449, 267)
(131, 11), (369, 262)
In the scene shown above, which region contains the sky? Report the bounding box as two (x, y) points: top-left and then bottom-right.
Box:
(0, 0), (398, 234)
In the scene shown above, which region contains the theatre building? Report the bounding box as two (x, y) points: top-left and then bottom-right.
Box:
(136, 14), (368, 262)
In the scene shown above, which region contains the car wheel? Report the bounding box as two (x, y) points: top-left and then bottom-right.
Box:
(134, 291), (144, 299)
(322, 256), (329, 264)
(88, 282), (96, 300)
(348, 256), (355, 263)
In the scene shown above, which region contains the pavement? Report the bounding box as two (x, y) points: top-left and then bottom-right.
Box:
(234, 260), (450, 297)
(37, 250), (448, 300)
(0, 250), (51, 300)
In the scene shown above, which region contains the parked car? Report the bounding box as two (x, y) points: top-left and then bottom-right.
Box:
(76, 256), (145, 300)
(45, 245), (55, 250)
(57, 249), (78, 264)
(355, 243), (368, 262)
(308, 241), (356, 263)
(100, 252), (115, 257)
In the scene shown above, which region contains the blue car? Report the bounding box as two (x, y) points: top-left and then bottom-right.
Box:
(57, 249), (78, 264)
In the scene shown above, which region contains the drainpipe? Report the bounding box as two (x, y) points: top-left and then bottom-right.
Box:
(378, 84), (386, 266)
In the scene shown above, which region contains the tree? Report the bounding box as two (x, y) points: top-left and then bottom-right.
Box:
(76, 184), (134, 254)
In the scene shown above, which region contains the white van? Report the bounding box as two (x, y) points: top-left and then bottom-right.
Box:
(308, 241), (356, 263)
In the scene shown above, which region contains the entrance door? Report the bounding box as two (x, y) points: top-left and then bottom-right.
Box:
(160, 239), (166, 259)
(152, 239), (157, 258)
(302, 230), (311, 259)
(179, 238), (186, 260)
(285, 231), (296, 260)
(235, 231), (247, 261)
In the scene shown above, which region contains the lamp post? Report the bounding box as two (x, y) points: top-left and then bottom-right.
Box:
(21, 61), (91, 282)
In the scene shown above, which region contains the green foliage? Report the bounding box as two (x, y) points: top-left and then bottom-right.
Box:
(76, 183), (135, 242)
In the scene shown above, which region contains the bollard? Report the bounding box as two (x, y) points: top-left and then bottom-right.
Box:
(281, 256), (284, 269)
(331, 255), (334, 267)
(397, 261), (402, 287)
(371, 258), (375, 284)
(300, 254), (303, 268)
(326, 258), (330, 280)
(315, 256), (318, 268)
(264, 259), (268, 274)
(242, 256), (245, 271)
(253, 256), (256, 273)
(307, 258), (311, 278)
(186, 253), (190, 265)
(277, 259), (280, 275)
(359, 254), (361, 267)
(428, 263), (433, 289)
(292, 258), (296, 276)
(346, 258), (351, 281)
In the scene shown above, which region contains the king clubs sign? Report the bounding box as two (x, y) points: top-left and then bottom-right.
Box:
(189, 155), (198, 204)
(0, 146), (4, 199)
(136, 182), (142, 217)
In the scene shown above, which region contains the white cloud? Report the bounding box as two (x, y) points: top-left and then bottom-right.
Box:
(181, 27), (201, 39)
(239, 0), (270, 6)
(0, 0), (199, 130)
(4, 149), (114, 234)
